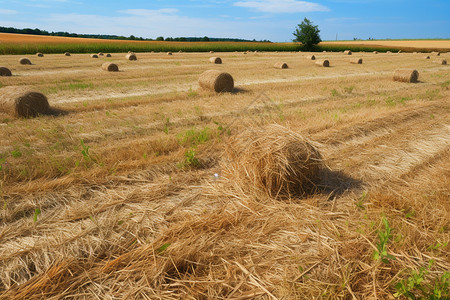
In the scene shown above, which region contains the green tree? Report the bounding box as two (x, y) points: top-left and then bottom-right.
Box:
(293, 18), (321, 50)
(156, 36), (164, 41)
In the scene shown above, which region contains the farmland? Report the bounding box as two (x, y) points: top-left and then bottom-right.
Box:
(0, 47), (449, 299)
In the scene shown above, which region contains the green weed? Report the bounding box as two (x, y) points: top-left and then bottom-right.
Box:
(33, 208), (41, 223)
(187, 88), (199, 98)
(343, 86), (354, 94)
(177, 127), (210, 147)
(178, 148), (201, 169)
(331, 89), (340, 97)
(373, 215), (396, 264)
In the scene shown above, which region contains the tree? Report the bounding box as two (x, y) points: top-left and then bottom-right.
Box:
(292, 18), (321, 50)
(156, 36), (164, 41)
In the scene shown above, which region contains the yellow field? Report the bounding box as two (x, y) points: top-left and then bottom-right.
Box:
(0, 50), (449, 299)
(322, 39), (450, 49)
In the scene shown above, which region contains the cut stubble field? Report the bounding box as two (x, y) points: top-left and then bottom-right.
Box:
(0, 49), (449, 299)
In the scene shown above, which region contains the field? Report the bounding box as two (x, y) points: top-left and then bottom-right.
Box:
(0, 49), (449, 299)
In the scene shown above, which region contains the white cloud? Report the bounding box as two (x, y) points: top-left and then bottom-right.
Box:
(234, 0), (329, 13)
(0, 9), (18, 14)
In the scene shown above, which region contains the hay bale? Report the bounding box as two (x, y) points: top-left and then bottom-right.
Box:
(393, 69), (419, 83)
(373, 51), (378, 54)
(102, 62), (119, 72)
(167, 52), (173, 55)
(323, 50), (326, 52)
(344, 50), (352, 55)
(198, 70), (234, 93)
(0, 67), (12, 77)
(209, 57), (222, 64)
(386, 51), (392, 54)
(434, 59), (447, 65)
(19, 58), (32, 65)
(98, 52), (104, 56)
(36, 52), (44, 57)
(126, 53), (137, 60)
(64, 52), (71, 56)
(431, 51), (440, 56)
(90, 54), (98, 58)
(105, 53), (112, 57)
(315, 59), (330, 67)
(210, 51), (214, 53)
(350, 58), (363, 64)
(306, 55), (315, 60)
(398, 50), (402, 53)
(222, 124), (323, 198)
(425, 56), (430, 59)
(0, 86), (50, 118)
(274, 62), (288, 69)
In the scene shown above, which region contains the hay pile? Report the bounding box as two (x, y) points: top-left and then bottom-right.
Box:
(126, 53), (137, 61)
(210, 51), (214, 53)
(386, 51), (392, 54)
(0, 67), (12, 76)
(350, 58), (363, 64)
(64, 52), (71, 56)
(98, 52), (104, 56)
(344, 50), (352, 55)
(393, 69), (419, 83)
(19, 58), (32, 65)
(209, 57), (222, 64)
(221, 124), (323, 198)
(274, 62), (288, 69)
(431, 51), (440, 56)
(373, 51), (378, 54)
(0, 86), (50, 117)
(90, 54), (98, 58)
(106, 54), (112, 57)
(198, 70), (234, 93)
(315, 59), (330, 67)
(102, 62), (119, 72)
(434, 59), (447, 65)
(36, 52), (43, 57)
(306, 55), (315, 60)
(167, 52), (173, 55)
(425, 56), (430, 59)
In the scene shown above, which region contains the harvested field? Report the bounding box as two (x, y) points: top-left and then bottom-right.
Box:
(0, 50), (449, 299)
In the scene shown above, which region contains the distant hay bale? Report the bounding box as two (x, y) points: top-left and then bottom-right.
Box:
(36, 52), (43, 57)
(0, 86), (50, 118)
(64, 52), (71, 56)
(393, 69), (419, 83)
(386, 51), (392, 54)
(221, 124), (323, 198)
(344, 50), (352, 55)
(90, 54), (98, 58)
(398, 50), (402, 53)
(102, 62), (119, 72)
(434, 59), (447, 65)
(105, 53), (112, 57)
(315, 59), (330, 67)
(0, 67), (12, 77)
(323, 50), (326, 52)
(198, 70), (234, 93)
(126, 53), (137, 60)
(373, 51), (378, 54)
(431, 52), (440, 56)
(167, 52), (173, 55)
(425, 56), (430, 59)
(178, 50), (182, 53)
(210, 51), (214, 53)
(306, 55), (315, 60)
(98, 52), (104, 56)
(209, 57), (222, 64)
(274, 62), (288, 69)
(350, 58), (363, 64)
(19, 58), (32, 65)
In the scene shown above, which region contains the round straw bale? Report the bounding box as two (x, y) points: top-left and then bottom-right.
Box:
(105, 53), (112, 57)
(306, 55), (315, 60)
(98, 52), (104, 56)
(64, 52), (71, 56)
(425, 56), (430, 59)
(90, 54), (98, 58)
(210, 51), (214, 53)
(344, 50), (352, 55)
(315, 59), (330, 67)
(393, 69), (419, 83)
(373, 51), (378, 54)
(198, 70), (234, 93)
(36, 52), (43, 57)
(350, 58), (363, 64)
(386, 51), (392, 54)
(167, 52), (173, 55)
(0, 86), (50, 118)
(19, 58), (32, 65)
(431, 51), (440, 56)
(125, 53), (137, 60)
(434, 59), (447, 65)
(0, 67), (12, 77)
(274, 62), (288, 69)
(209, 57), (222, 64)
(323, 50), (326, 52)
(102, 62), (119, 72)
(221, 124), (323, 198)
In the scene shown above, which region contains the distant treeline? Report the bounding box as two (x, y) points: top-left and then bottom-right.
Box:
(0, 26), (271, 43)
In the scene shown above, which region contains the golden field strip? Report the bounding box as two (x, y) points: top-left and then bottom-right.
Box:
(0, 49), (449, 299)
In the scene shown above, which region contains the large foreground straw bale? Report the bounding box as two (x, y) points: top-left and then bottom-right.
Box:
(198, 70), (234, 93)
(350, 58), (363, 64)
(126, 53), (137, 60)
(102, 62), (119, 72)
(0, 66), (12, 76)
(19, 57), (32, 65)
(274, 62), (288, 69)
(0, 86), (50, 117)
(393, 69), (419, 83)
(306, 55), (315, 60)
(344, 50), (352, 55)
(209, 57), (222, 64)
(222, 124), (323, 198)
(315, 59), (330, 67)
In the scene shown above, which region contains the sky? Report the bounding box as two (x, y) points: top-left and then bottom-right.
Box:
(0, 0), (449, 42)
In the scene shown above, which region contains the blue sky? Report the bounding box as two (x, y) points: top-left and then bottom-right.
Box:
(0, 0), (449, 42)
